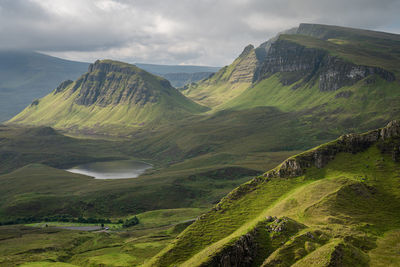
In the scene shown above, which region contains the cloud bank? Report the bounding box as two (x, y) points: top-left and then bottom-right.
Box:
(0, 0), (399, 65)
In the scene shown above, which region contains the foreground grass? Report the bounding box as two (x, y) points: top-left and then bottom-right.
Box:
(149, 144), (400, 266)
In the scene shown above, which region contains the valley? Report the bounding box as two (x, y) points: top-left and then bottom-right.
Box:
(1, 23), (400, 266)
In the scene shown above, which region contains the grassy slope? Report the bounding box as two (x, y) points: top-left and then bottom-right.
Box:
(180, 48), (257, 108)
(222, 74), (400, 132)
(149, 140), (400, 266)
(9, 60), (207, 134)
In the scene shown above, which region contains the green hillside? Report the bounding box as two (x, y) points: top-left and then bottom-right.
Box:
(149, 121), (400, 266)
(180, 45), (258, 108)
(182, 23), (400, 114)
(9, 60), (207, 134)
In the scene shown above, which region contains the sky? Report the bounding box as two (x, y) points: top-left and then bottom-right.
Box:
(1, 0), (399, 66)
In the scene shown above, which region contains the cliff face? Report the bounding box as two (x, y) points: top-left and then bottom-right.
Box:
(65, 60), (175, 107)
(255, 39), (395, 91)
(318, 55), (395, 91)
(228, 45), (259, 84)
(265, 120), (400, 178)
(200, 217), (305, 267)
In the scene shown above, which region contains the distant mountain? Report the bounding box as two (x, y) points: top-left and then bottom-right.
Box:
(135, 63), (220, 74)
(135, 63), (220, 88)
(9, 60), (207, 134)
(0, 51), (89, 122)
(162, 72), (214, 88)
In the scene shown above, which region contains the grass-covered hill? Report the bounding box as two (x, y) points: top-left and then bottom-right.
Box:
(182, 24), (400, 128)
(148, 121), (400, 267)
(9, 60), (207, 134)
(0, 51), (89, 122)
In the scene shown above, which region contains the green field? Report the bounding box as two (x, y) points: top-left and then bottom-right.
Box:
(0, 207), (205, 266)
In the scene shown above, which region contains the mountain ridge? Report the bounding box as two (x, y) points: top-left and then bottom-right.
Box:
(148, 120), (400, 266)
(182, 23), (399, 110)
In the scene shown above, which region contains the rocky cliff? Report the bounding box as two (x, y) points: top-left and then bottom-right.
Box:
(255, 39), (395, 91)
(265, 120), (400, 178)
(227, 45), (259, 84)
(65, 60), (174, 107)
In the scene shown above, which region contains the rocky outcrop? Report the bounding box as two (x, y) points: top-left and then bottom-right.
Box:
(54, 80), (73, 94)
(201, 230), (258, 267)
(71, 60), (174, 107)
(319, 56), (395, 91)
(265, 120), (400, 178)
(228, 45), (259, 84)
(201, 217), (305, 267)
(255, 39), (395, 91)
(255, 39), (325, 85)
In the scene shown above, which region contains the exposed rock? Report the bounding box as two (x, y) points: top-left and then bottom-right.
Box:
(30, 99), (40, 107)
(255, 39), (395, 91)
(265, 120), (400, 178)
(54, 80), (73, 94)
(334, 91), (353, 99)
(200, 230), (258, 267)
(255, 39), (325, 85)
(72, 60), (173, 107)
(202, 217), (305, 267)
(239, 44), (255, 58)
(228, 45), (259, 84)
(319, 56), (395, 91)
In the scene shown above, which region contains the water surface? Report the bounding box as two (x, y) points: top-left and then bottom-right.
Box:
(66, 160), (152, 179)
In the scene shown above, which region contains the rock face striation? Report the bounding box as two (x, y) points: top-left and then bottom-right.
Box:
(228, 44), (259, 84)
(66, 60), (173, 107)
(255, 39), (395, 91)
(265, 120), (400, 178)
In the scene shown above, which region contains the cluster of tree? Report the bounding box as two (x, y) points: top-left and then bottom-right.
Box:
(122, 216), (139, 228)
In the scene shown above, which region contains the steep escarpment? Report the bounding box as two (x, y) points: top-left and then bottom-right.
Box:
(255, 38), (395, 91)
(9, 60), (207, 133)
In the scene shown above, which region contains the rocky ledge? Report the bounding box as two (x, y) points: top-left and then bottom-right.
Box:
(265, 120), (400, 178)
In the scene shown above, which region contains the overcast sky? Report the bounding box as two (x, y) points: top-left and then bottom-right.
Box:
(1, 0), (399, 66)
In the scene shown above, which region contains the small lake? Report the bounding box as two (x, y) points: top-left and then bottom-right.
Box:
(66, 160), (152, 179)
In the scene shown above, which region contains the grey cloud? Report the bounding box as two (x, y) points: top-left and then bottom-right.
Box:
(0, 0), (399, 66)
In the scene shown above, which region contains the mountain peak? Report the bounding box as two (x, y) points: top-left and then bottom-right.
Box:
(88, 59), (140, 75)
(73, 60), (172, 107)
(238, 44), (255, 58)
